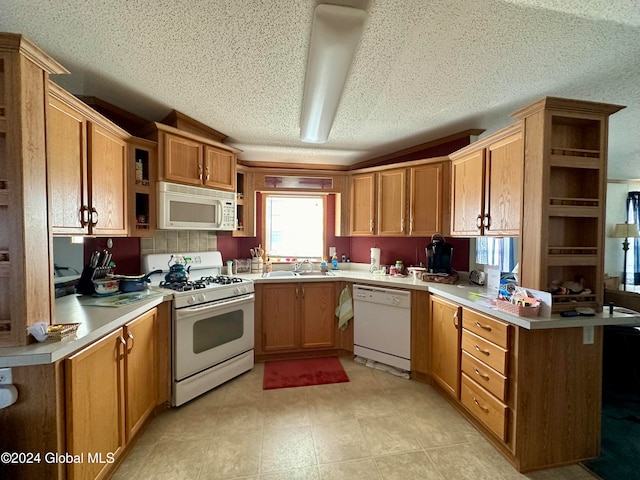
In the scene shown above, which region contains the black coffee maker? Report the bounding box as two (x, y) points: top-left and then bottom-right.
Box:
(426, 233), (453, 274)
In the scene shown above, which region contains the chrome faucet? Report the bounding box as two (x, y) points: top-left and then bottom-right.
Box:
(293, 259), (313, 273)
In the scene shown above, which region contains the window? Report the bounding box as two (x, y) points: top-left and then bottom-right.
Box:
(263, 194), (325, 260)
(475, 237), (518, 272)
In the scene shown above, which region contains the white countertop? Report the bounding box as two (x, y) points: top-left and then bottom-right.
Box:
(0, 290), (171, 368)
(4, 267), (639, 368)
(244, 268), (640, 330)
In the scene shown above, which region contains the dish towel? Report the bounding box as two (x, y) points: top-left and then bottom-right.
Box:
(335, 286), (354, 330)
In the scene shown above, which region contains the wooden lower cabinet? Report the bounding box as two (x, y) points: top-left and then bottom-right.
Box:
(445, 305), (604, 472)
(124, 308), (158, 441)
(257, 282), (337, 356)
(65, 329), (125, 480)
(410, 290), (430, 380)
(65, 307), (160, 480)
(429, 295), (461, 398)
(261, 283), (299, 351)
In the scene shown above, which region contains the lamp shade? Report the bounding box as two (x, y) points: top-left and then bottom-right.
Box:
(299, 4), (367, 144)
(612, 222), (640, 238)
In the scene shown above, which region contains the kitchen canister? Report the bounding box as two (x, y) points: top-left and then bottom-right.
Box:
(370, 247), (381, 273)
(251, 257), (263, 273)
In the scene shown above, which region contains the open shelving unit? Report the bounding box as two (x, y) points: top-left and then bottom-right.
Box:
(0, 55), (11, 340)
(129, 137), (157, 237)
(514, 98), (624, 313)
(233, 167), (255, 237)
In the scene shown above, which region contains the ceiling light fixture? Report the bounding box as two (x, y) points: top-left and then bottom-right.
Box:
(299, 4), (367, 144)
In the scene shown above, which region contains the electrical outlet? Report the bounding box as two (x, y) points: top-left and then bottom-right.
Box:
(0, 368), (12, 384)
(583, 326), (594, 345)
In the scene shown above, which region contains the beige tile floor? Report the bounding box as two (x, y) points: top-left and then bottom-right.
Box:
(113, 357), (599, 480)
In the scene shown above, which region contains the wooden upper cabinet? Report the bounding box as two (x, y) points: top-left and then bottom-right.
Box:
(48, 85), (129, 236)
(143, 123), (240, 191)
(485, 133), (523, 236)
(88, 122), (128, 235)
(450, 126), (523, 237)
(409, 162), (448, 237)
(451, 149), (485, 236)
(47, 97), (89, 235)
(163, 132), (203, 186)
(350, 173), (376, 235)
(204, 145), (236, 191)
(377, 168), (406, 236)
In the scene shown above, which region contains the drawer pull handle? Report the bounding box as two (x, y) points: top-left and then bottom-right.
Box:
(474, 368), (490, 381)
(473, 397), (490, 413)
(475, 321), (492, 331)
(474, 344), (490, 356)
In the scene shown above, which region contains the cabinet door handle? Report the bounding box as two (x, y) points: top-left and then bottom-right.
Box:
(475, 321), (492, 332)
(198, 164), (203, 180)
(301, 287), (305, 298)
(295, 287), (299, 299)
(118, 336), (127, 359)
(369, 219), (373, 232)
(483, 214), (491, 229)
(400, 218), (405, 232)
(90, 207), (99, 226)
(205, 166), (210, 181)
(473, 397), (490, 413)
(476, 215), (482, 229)
(80, 205), (90, 227)
(126, 331), (134, 354)
(474, 344), (490, 356)
(474, 367), (490, 381)
(452, 311), (459, 328)
(409, 217), (414, 234)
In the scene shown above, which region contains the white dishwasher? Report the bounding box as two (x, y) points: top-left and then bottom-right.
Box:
(353, 284), (411, 371)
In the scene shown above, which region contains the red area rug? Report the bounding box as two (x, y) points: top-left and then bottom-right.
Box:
(263, 356), (350, 390)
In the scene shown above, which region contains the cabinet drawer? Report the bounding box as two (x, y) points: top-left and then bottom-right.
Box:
(462, 329), (508, 374)
(462, 309), (509, 348)
(461, 374), (508, 441)
(461, 351), (507, 401)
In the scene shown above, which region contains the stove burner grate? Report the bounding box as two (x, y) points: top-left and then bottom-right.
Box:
(198, 275), (244, 285)
(159, 280), (206, 292)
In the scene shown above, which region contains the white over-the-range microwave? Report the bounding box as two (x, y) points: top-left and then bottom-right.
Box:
(157, 181), (236, 231)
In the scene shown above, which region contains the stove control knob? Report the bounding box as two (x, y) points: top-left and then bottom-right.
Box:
(240, 286), (248, 294)
(187, 295), (196, 305)
(233, 286), (241, 295)
(197, 293), (206, 302)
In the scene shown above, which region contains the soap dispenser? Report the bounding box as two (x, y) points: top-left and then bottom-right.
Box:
(331, 254), (339, 270)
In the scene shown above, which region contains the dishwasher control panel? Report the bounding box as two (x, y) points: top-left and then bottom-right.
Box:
(353, 284), (411, 309)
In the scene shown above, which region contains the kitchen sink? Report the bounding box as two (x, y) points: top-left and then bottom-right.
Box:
(295, 271), (334, 276)
(265, 271), (298, 278)
(264, 270), (335, 278)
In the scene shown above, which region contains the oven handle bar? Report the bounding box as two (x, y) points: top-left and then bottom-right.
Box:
(176, 293), (255, 316)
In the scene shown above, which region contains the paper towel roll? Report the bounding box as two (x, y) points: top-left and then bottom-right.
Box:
(370, 248), (381, 272)
(0, 384), (18, 409)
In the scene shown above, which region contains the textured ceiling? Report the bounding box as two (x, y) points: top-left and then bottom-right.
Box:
(1, 0), (638, 176)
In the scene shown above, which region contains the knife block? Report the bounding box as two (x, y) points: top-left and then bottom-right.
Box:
(76, 265), (111, 295)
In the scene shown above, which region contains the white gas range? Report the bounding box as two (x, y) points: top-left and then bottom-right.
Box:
(142, 251), (254, 406)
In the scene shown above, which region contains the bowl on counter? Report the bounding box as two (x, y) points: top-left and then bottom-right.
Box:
(92, 278), (120, 295)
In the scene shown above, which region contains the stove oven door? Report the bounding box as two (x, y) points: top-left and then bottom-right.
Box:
(174, 293), (255, 381)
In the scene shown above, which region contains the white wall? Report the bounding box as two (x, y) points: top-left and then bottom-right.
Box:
(604, 181), (640, 278)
